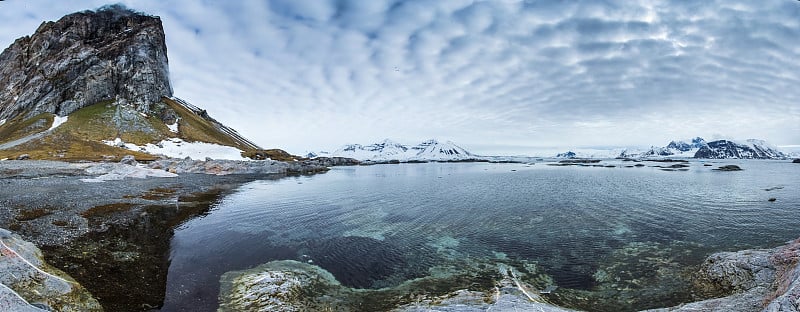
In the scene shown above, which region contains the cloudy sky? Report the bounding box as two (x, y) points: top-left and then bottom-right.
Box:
(1, 0), (799, 155)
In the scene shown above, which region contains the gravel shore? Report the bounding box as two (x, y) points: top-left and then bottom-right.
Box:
(0, 159), (324, 311)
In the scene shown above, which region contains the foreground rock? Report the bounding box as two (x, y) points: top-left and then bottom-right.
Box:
(220, 238), (800, 312)
(649, 238), (800, 312)
(0, 229), (101, 311)
(219, 260), (575, 312)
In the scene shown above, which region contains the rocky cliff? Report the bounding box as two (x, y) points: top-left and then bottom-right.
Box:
(0, 4), (172, 121)
(0, 5), (283, 161)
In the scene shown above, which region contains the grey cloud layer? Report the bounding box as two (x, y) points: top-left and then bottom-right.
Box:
(1, 0), (798, 154)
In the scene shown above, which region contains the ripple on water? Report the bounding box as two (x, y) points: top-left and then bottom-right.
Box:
(162, 161), (800, 311)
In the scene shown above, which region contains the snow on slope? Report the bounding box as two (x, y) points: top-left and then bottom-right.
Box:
(104, 138), (248, 160)
(322, 139), (477, 161)
(48, 115), (68, 130)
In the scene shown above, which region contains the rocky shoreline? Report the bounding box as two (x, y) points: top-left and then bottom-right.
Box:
(1, 159), (798, 311)
(212, 239), (800, 312)
(0, 158), (337, 311)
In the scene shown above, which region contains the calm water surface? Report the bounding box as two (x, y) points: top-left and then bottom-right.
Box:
(160, 160), (800, 311)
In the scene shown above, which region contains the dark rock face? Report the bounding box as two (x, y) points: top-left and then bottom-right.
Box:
(556, 151), (577, 158)
(793, 159), (800, 163)
(0, 4), (172, 120)
(694, 140), (785, 159)
(667, 137), (707, 152)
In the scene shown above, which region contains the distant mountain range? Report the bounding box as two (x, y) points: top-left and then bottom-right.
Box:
(312, 136), (790, 163)
(308, 139), (479, 162)
(557, 137), (787, 160)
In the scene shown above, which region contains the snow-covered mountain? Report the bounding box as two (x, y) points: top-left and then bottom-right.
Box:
(694, 139), (785, 159)
(553, 137), (785, 160)
(313, 139), (479, 162)
(616, 137), (706, 158)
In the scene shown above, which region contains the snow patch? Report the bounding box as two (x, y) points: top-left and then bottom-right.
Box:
(167, 118), (180, 133)
(105, 138), (248, 160)
(81, 164), (177, 183)
(0, 119), (6, 126)
(48, 115), (68, 131)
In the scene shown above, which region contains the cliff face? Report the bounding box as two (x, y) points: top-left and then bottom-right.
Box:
(0, 4), (172, 121)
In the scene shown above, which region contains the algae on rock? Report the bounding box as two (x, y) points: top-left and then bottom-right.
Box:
(0, 228), (102, 311)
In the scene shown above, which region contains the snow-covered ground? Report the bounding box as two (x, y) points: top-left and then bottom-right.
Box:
(167, 118), (179, 133)
(48, 115), (68, 130)
(104, 138), (249, 160)
(81, 163), (177, 182)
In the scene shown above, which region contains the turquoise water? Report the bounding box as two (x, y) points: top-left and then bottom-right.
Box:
(160, 160), (800, 311)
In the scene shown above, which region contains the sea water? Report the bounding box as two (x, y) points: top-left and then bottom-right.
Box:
(160, 160), (800, 311)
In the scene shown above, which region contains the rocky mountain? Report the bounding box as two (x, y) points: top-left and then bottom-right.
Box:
(314, 139), (478, 162)
(555, 151), (577, 158)
(555, 137), (785, 160)
(667, 137), (707, 152)
(694, 139), (785, 159)
(0, 4), (171, 120)
(0, 5), (271, 161)
(616, 137), (707, 158)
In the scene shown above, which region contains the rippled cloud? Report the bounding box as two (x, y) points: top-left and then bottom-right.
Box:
(1, 0), (798, 155)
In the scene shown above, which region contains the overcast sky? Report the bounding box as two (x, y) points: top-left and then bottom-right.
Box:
(1, 0), (799, 155)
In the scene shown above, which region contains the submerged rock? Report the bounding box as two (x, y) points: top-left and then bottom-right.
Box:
(219, 260), (576, 312)
(395, 268), (577, 312)
(713, 165), (743, 171)
(218, 260), (343, 312)
(0, 228), (102, 311)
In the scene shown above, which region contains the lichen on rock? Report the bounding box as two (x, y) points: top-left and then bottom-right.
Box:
(0, 228), (102, 311)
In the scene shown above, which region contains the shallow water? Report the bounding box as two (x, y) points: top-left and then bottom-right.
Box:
(159, 160), (800, 311)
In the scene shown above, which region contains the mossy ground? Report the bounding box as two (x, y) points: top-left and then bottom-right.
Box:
(0, 113), (53, 143)
(0, 98), (300, 162)
(0, 101), (161, 161)
(163, 98), (250, 150)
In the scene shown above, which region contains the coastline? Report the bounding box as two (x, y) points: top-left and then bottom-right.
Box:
(0, 159), (798, 311)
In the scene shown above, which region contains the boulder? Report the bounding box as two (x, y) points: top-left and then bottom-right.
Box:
(218, 260), (340, 312)
(0, 228), (102, 311)
(651, 239), (800, 312)
(119, 155), (137, 166)
(16, 154), (30, 160)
